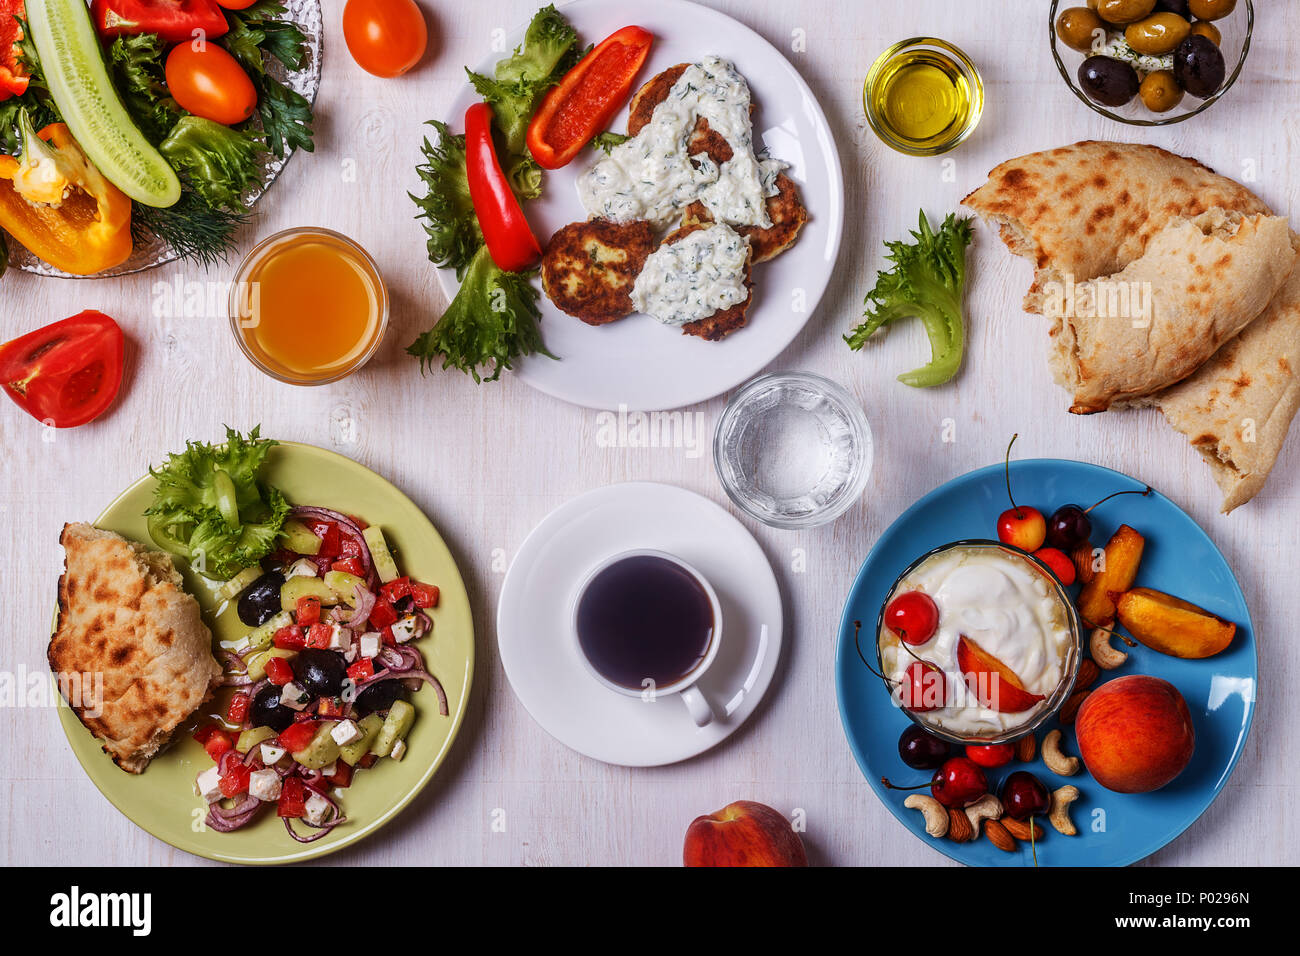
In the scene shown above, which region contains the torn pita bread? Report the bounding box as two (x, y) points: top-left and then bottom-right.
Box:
(49, 523), (221, 773)
(1048, 210), (1295, 413)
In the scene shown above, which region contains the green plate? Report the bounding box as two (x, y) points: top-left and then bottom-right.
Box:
(53, 441), (475, 864)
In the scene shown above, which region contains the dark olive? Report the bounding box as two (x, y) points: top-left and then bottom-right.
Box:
(292, 648), (347, 699)
(1057, 6), (1107, 52)
(354, 679), (408, 716)
(1079, 56), (1140, 106)
(251, 684), (295, 732)
(1189, 0), (1235, 21)
(1189, 20), (1221, 45)
(237, 571), (284, 627)
(1126, 12), (1191, 55)
(1154, 0), (1190, 17)
(1174, 35), (1226, 98)
(1140, 70), (1185, 112)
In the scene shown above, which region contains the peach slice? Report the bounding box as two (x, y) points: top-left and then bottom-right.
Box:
(1077, 524), (1145, 629)
(1116, 588), (1236, 659)
(957, 635), (1046, 713)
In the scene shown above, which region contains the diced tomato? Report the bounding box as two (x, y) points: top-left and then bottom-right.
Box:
(411, 583), (440, 609)
(203, 730), (234, 763)
(357, 753), (378, 770)
(338, 534), (363, 559)
(326, 762), (354, 789)
(277, 777), (306, 818)
(226, 692), (251, 724)
(306, 622), (334, 649)
(380, 576), (412, 603)
(380, 625), (396, 646)
(331, 556), (365, 577)
(265, 656), (294, 685)
(369, 601), (398, 629)
(309, 521), (342, 558)
(273, 625), (306, 650)
(317, 697), (344, 717)
(277, 720), (316, 754)
(347, 514), (369, 530)
(218, 762), (251, 798)
(296, 596), (321, 626)
(347, 659), (374, 682)
(192, 724), (221, 746)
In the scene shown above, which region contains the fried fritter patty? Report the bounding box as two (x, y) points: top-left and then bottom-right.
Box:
(655, 222), (755, 342)
(682, 173), (808, 264)
(627, 63), (741, 165)
(542, 219), (659, 325)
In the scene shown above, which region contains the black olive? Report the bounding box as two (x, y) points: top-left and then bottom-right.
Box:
(1078, 56), (1140, 107)
(354, 679), (408, 717)
(237, 571), (285, 627)
(251, 685), (295, 732)
(1174, 35), (1225, 98)
(1154, 0), (1191, 17)
(293, 648), (348, 699)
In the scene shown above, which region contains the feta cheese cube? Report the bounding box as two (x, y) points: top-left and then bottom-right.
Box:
(391, 616), (419, 644)
(391, 738), (407, 761)
(330, 719), (364, 746)
(304, 792), (332, 826)
(286, 558), (319, 579)
(359, 634), (381, 658)
(327, 624), (349, 651)
(260, 743), (287, 765)
(343, 644), (358, 663)
(195, 766), (223, 803)
(318, 761), (337, 777)
(281, 681), (309, 711)
(248, 768), (282, 802)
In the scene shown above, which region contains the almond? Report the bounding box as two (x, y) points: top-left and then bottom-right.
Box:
(947, 807), (974, 843)
(1015, 733), (1037, 763)
(1073, 542), (1097, 585)
(1076, 659), (1101, 692)
(984, 819), (1017, 852)
(1059, 690), (1090, 725)
(1002, 816), (1045, 841)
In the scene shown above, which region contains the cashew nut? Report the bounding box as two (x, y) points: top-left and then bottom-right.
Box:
(904, 794), (949, 838)
(1049, 785), (1081, 836)
(1042, 729), (1080, 776)
(964, 793), (1003, 836)
(1090, 628), (1128, 670)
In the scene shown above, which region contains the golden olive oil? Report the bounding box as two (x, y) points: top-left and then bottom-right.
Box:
(871, 51), (972, 150)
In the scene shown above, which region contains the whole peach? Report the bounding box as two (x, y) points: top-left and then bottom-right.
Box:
(683, 801), (808, 867)
(1075, 675), (1195, 793)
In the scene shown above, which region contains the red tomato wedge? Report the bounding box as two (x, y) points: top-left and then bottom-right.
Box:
(0, 311), (124, 428)
(0, 1), (30, 99)
(526, 26), (654, 170)
(465, 102), (541, 273)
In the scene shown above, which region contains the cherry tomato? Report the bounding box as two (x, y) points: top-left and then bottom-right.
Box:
(165, 41), (257, 126)
(885, 590), (939, 645)
(0, 311), (124, 428)
(342, 0), (428, 78)
(965, 742), (1016, 768)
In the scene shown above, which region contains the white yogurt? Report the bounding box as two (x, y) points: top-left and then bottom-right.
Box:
(631, 223), (750, 326)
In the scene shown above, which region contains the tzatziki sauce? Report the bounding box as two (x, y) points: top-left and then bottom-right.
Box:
(631, 224), (751, 327)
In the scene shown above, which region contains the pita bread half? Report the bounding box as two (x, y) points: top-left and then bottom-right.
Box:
(48, 523), (222, 774)
(962, 141), (1271, 313)
(1048, 210), (1296, 414)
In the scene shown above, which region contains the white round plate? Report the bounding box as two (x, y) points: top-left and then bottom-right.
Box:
(497, 482), (784, 766)
(440, 0), (845, 411)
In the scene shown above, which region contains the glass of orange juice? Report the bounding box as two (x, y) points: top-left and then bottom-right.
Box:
(229, 227), (389, 385)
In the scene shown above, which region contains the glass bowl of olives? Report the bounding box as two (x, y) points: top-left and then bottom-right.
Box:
(1050, 0), (1252, 125)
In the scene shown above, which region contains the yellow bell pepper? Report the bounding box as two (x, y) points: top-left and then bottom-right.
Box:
(0, 111), (132, 275)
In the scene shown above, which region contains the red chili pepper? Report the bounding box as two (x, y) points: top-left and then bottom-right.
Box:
(277, 777), (306, 818)
(464, 101), (541, 272)
(265, 656), (294, 685)
(527, 26), (654, 170)
(91, 0), (229, 44)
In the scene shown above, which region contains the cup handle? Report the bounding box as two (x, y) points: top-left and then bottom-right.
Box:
(680, 685), (714, 727)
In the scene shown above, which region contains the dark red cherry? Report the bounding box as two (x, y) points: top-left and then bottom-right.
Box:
(1001, 770), (1050, 820)
(899, 725), (953, 770)
(930, 757), (988, 809)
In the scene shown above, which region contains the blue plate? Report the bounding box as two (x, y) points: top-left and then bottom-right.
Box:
(835, 460), (1256, 866)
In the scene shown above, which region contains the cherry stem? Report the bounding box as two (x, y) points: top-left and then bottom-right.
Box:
(854, 621), (896, 687)
(1080, 616), (1139, 647)
(880, 776), (932, 792)
(1084, 485), (1153, 515)
(1004, 433), (1023, 520)
(1030, 813), (1039, 868)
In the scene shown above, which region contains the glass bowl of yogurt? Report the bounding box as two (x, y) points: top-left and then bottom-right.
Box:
(875, 540), (1082, 745)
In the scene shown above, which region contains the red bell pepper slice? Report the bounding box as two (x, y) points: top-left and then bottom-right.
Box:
(331, 557), (365, 578)
(277, 777), (306, 818)
(277, 720), (316, 754)
(91, 0), (229, 44)
(527, 26), (654, 170)
(464, 101), (542, 272)
(264, 656), (294, 686)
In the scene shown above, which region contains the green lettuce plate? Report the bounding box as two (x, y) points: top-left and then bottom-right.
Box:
(53, 441), (474, 864)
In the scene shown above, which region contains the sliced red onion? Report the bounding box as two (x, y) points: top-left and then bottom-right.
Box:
(328, 584), (376, 630)
(288, 506), (376, 587)
(400, 669), (449, 716)
(207, 794), (263, 832)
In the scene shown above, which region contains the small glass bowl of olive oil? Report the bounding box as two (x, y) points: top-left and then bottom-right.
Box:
(864, 38), (984, 156)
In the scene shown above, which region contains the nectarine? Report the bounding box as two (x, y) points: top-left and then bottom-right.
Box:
(683, 801), (807, 867)
(1075, 675), (1195, 793)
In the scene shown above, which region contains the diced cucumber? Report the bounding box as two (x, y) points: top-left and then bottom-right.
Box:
(292, 721), (340, 770)
(370, 700), (415, 758)
(363, 526), (401, 584)
(323, 571), (367, 605)
(280, 576), (338, 611)
(337, 713), (384, 766)
(236, 726), (277, 753)
(245, 647), (296, 682)
(216, 567), (262, 602)
(242, 610), (294, 653)
(26, 0), (182, 208)
(281, 519), (323, 556)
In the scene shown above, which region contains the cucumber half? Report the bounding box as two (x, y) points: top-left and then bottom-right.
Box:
(27, 0), (182, 208)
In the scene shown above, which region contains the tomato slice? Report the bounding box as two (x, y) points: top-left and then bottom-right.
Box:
(0, 1), (29, 99)
(526, 26), (654, 170)
(0, 311), (124, 428)
(277, 721), (316, 754)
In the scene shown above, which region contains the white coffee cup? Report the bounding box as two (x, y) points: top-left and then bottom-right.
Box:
(570, 549), (722, 727)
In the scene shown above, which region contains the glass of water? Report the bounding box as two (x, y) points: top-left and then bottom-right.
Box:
(713, 371), (873, 529)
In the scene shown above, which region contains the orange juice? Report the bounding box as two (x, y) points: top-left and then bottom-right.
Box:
(231, 229), (388, 384)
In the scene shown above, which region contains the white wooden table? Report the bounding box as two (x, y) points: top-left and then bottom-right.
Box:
(2, 0), (1295, 866)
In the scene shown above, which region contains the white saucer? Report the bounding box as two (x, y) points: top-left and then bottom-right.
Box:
(497, 483), (784, 766)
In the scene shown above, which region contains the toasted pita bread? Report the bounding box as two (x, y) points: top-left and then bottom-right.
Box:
(48, 523), (221, 773)
(1049, 210), (1295, 413)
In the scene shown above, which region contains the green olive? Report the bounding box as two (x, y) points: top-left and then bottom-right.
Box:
(1057, 7), (1108, 52)
(1096, 0), (1157, 24)
(1139, 70), (1185, 112)
(1125, 12), (1192, 55)
(1189, 19), (1222, 44)
(1188, 0), (1235, 21)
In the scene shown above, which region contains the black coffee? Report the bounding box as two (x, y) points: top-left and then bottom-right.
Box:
(576, 554), (714, 690)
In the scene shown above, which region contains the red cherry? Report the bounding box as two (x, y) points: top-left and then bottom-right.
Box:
(965, 742), (1015, 768)
(899, 660), (945, 713)
(885, 590), (939, 645)
(998, 506), (1047, 552)
(1000, 770), (1050, 820)
(930, 757), (988, 808)
(1033, 547), (1076, 586)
